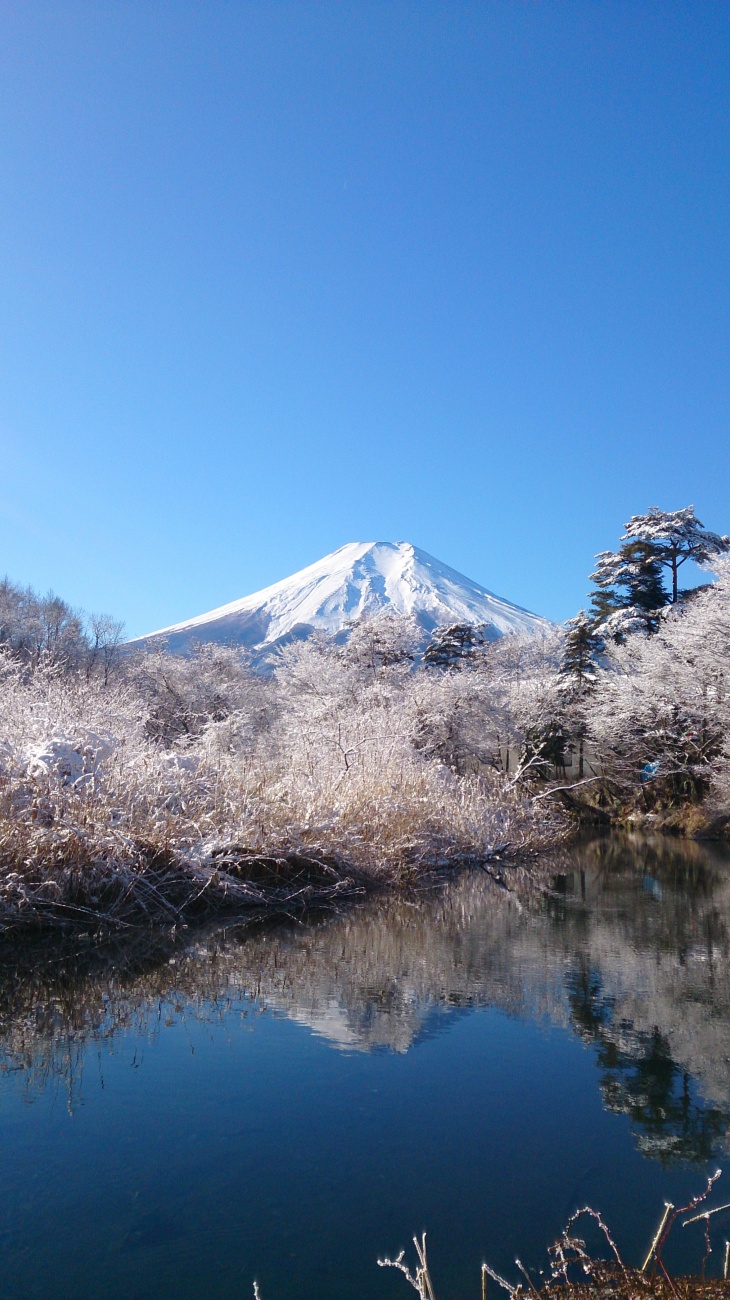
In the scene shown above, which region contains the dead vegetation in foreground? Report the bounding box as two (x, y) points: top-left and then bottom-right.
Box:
(371, 1172), (730, 1300)
(0, 648), (563, 935)
(0, 835), (523, 936)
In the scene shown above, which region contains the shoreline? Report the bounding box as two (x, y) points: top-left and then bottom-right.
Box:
(0, 838), (536, 939)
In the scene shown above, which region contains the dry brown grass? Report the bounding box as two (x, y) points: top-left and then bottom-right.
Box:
(0, 654), (563, 932)
(379, 1174), (730, 1300)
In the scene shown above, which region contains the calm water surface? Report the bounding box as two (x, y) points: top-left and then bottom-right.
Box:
(2, 835), (730, 1298)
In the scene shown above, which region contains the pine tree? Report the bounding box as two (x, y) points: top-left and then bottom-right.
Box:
(560, 611), (604, 776)
(623, 506), (730, 604)
(587, 584), (622, 630)
(589, 539), (669, 636)
(561, 612), (604, 690)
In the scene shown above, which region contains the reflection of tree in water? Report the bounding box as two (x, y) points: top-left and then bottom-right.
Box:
(2, 834), (730, 1164)
(566, 957), (730, 1163)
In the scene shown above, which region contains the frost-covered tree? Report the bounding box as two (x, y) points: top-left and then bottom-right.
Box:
(407, 656), (500, 772)
(443, 629), (569, 780)
(589, 556), (730, 808)
(511, 680), (569, 778)
(0, 579), (88, 667)
(273, 634), (368, 778)
(560, 613), (604, 776)
(589, 540), (669, 637)
(131, 643), (268, 748)
(561, 612), (604, 690)
(86, 614), (125, 685)
(0, 577), (128, 678)
(623, 506), (729, 605)
(587, 506), (728, 644)
(344, 610), (421, 679)
(423, 623), (487, 669)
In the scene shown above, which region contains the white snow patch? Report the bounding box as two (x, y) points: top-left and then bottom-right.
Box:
(25, 732), (114, 787)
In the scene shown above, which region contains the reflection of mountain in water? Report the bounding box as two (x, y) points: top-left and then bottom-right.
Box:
(2, 834), (730, 1163)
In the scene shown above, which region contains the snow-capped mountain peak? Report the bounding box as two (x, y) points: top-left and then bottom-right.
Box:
(131, 541), (551, 658)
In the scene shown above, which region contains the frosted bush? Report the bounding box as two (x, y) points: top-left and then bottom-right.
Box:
(0, 637), (561, 928)
(589, 556), (730, 804)
(25, 732), (115, 787)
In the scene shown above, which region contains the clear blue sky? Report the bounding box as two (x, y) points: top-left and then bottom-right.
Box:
(1, 2), (729, 636)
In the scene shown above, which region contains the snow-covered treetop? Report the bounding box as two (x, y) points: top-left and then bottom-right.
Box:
(622, 507), (729, 602)
(588, 506), (729, 626)
(624, 505), (728, 557)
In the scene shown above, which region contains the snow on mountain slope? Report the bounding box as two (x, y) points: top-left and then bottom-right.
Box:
(130, 541), (552, 658)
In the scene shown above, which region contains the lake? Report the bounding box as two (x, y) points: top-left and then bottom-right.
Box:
(2, 834), (730, 1299)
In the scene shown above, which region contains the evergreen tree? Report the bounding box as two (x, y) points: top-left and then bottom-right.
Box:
(560, 612), (604, 776)
(587, 584), (623, 630)
(623, 506), (730, 604)
(561, 612), (604, 690)
(590, 539), (669, 633)
(587, 506), (729, 641)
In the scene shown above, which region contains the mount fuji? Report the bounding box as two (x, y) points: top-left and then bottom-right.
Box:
(131, 541), (551, 660)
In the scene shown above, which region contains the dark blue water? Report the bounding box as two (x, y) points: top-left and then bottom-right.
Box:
(1, 835), (730, 1298)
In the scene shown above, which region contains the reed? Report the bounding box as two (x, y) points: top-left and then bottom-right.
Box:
(377, 1173), (730, 1300)
(0, 650), (561, 933)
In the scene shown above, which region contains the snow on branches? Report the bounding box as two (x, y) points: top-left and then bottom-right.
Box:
(588, 556), (730, 806)
(624, 506), (729, 604)
(588, 505), (729, 643)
